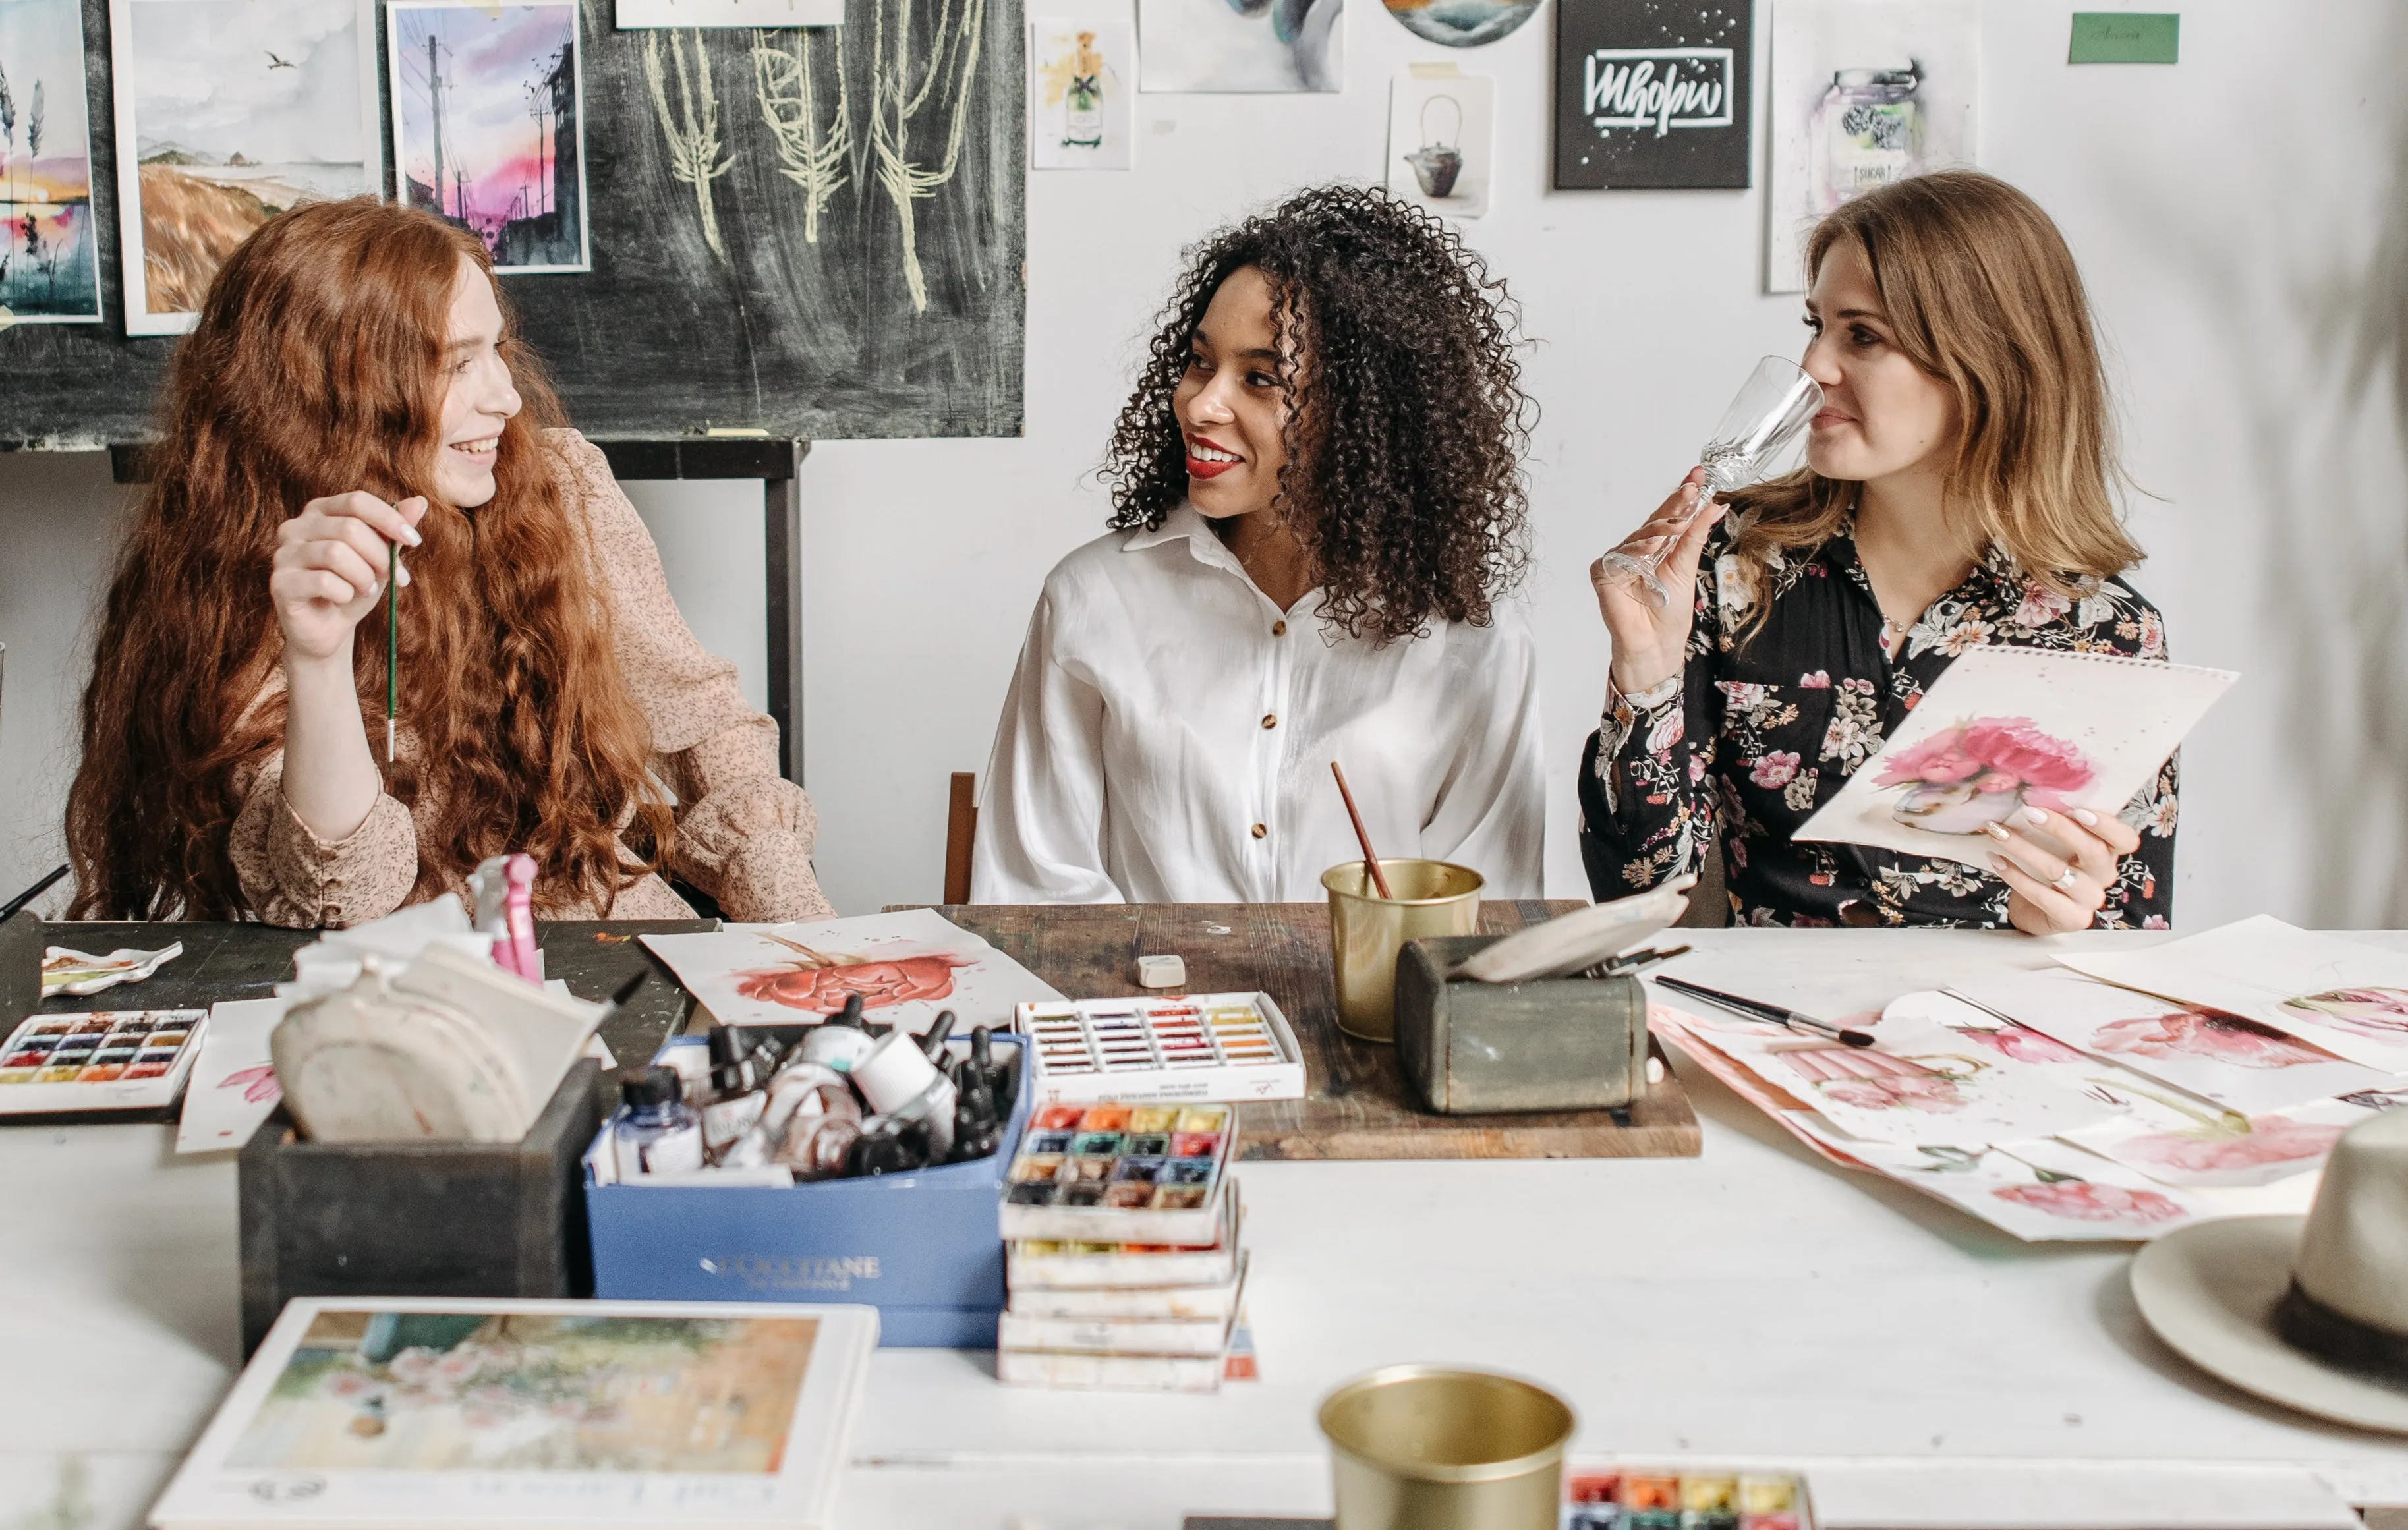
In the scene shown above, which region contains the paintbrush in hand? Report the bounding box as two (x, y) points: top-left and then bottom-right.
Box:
(386, 539), (402, 766)
(1329, 760), (1393, 898)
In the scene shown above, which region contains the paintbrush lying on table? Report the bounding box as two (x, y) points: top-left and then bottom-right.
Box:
(1651, 975), (1877, 1048)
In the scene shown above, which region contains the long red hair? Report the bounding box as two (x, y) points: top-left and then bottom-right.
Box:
(66, 199), (674, 919)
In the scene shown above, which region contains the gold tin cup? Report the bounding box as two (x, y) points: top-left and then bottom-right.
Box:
(1318, 1365), (1576, 1530)
(1323, 859), (1484, 1043)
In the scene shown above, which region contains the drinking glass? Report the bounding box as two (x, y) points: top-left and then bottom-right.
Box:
(1599, 356), (1825, 609)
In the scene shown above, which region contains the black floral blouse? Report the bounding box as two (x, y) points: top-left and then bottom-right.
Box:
(1578, 517), (2178, 928)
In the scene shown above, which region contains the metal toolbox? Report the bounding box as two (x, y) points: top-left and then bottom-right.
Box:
(1394, 935), (1650, 1115)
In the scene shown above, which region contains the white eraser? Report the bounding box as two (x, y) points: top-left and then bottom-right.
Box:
(1137, 954), (1186, 988)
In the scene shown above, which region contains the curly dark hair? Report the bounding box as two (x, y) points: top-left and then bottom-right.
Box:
(1100, 184), (1534, 642)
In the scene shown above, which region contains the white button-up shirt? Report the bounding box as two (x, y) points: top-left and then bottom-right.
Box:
(971, 505), (1546, 904)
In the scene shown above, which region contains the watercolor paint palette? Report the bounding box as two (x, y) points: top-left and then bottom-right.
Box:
(1008, 1179), (1243, 1289)
(998, 1259), (1246, 1353)
(1565, 1467), (1814, 1530)
(1016, 992), (1304, 1106)
(0, 1009), (209, 1116)
(998, 1101), (1234, 1243)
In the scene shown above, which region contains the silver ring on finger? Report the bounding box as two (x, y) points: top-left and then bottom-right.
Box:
(2051, 866), (2082, 893)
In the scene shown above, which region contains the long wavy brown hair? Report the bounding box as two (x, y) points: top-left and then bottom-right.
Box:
(1099, 184), (1533, 643)
(1724, 171), (2143, 632)
(66, 199), (673, 919)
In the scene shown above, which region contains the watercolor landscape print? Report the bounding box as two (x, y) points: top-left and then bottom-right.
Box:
(0, 0), (101, 321)
(227, 1309), (817, 1472)
(108, 0), (379, 335)
(389, 0), (588, 272)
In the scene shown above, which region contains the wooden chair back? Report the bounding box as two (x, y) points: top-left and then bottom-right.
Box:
(944, 772), (978, 905)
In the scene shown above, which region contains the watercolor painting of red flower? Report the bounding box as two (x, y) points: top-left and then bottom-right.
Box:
(733, 935), (971, 1013)
(1991, 1179), (2187, 1225)
(2092, 1009), (2328, 1069)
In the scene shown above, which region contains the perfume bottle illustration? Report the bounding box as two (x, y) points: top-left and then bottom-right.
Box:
(1063, 31), (1105, 149)
(1810, 63), (1924, 212)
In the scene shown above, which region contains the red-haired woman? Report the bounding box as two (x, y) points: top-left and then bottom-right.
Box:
(65, 200), (834, 926)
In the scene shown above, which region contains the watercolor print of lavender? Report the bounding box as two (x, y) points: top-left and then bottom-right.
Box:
(751, 26), (847, 244)
(643, 29), (733, 260)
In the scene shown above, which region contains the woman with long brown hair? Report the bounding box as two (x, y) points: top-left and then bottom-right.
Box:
(1583, 171), (2175, 933)
(66, 200), (834, 925)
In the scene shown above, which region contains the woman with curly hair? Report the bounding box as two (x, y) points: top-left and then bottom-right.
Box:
(1584, 171), (2175, 934)
(64, 200), (834, 925)
(973, 185), (1543, 903)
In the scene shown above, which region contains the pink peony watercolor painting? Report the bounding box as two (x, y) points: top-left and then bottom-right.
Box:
(2282, 987), (2408, 1040)
(1874, 716), (2096, 835)
(1951, 1024), (2086, 1065)
(1991, 1179), (2188, 1226)
(2115, 1114), (2342, 1176)
(2092, 1009), (2328, 1070)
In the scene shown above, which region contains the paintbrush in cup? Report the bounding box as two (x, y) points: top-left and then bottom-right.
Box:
(1329, 760), (1394, 899)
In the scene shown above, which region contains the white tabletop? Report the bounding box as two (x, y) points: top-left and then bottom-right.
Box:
(7, 928), (2405, 1530)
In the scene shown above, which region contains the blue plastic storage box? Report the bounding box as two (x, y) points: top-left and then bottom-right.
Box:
(584, 1030), (1027, 1347)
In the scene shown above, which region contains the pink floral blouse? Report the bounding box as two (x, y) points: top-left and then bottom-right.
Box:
(1579, 517), (2178, 929)
(226, 430), (836, 928)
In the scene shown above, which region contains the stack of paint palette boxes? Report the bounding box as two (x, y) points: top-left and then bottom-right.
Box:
(996, 1099), (1249, 1391)
(996, 991), (1300, 1391)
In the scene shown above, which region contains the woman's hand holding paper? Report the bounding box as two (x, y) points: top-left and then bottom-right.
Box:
(1984, 805), (2144, 935)
(1593, 468), (1719, 695)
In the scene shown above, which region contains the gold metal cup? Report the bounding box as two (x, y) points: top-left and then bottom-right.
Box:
(1323, 859), (1484, 1043)
(1319, 1365), (1576, 1530)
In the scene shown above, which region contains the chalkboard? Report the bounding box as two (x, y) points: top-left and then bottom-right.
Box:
(0, 0), (1024, 448)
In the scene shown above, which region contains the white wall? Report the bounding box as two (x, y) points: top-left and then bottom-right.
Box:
(5, 0), (2406, 928)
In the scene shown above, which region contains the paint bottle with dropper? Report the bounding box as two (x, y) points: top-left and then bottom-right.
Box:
(801, 993), (880, 1074)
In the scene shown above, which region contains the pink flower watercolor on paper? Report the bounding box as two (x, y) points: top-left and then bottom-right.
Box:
(2119, 1115), (2343, 1175)
(2282, 988), (2408, 1040)
(1953, 1025), (2084, 1065)
(1992, 1180), (2187, 1225)
(219, 1063), (281, 1104)
(2093, 1009), (2329, 1069)
(1874, 716), (2096, 836)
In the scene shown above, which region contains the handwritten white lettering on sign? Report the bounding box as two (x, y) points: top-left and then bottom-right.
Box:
(1584, 48), (1735, 136)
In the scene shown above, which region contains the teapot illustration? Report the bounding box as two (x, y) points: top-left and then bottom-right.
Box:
(1406, 93), (1464, 200)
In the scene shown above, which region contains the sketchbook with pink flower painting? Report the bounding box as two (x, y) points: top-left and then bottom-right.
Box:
(1792, 646), (2236, 871)
(639, 908), (1063, 1036)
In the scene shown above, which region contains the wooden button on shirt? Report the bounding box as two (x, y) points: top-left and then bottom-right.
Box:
(1578, 517), (2177, 930)
(973, 503), (1545, 903)
(225, 430), (837, 928)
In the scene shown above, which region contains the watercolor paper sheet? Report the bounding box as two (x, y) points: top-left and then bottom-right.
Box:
(1031, 20), (1132, 170)
(2060, 1086), (2408, 1191)
(643, 907), (1062, 1038)
(0, 0), (103, 321)
(177, 996), (289, 1152)
(1387, 69), (1491, 218)
(1792, 646), (2235, 873)
(148, 1297), (877, 1525)
(388, 0), (589, 273)
(1948, 967), (2393, 1116)
(2058, 915), (2408, 1074)
(1140, 0), (1340, 92)
(107, 0), (380, 335)
(1765, 0), (1978, 293)
(1797, 1131), (2212, 1243)
(616, 0), (840, 27)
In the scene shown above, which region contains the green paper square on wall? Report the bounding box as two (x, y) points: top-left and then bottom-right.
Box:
(2069, 13), (2179, 65)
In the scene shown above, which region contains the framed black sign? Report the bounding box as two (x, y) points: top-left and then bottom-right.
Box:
(1555, 0), (1753, 190)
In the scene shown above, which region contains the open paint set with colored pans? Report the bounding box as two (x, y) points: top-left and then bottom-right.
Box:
(1566, 1467), (1814, 1530)
(1014, 992), (1305, 1106)
(0, 1009), (210, 1116)
(999, 1102), (1235, 1246)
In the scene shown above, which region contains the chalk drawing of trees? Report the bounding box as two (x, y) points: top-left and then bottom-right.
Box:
(867, 0), (985, 312)
(643, 30), (735, 260)
(751, 28), (848, 246)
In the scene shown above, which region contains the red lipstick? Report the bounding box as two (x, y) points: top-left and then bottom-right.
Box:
(1184, 434), (1242, 480)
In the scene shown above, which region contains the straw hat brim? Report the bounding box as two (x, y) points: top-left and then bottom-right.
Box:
(2130, 1215), (2408, 1434)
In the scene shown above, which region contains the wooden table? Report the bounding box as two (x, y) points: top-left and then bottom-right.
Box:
(920, 902), (1701, 1161)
